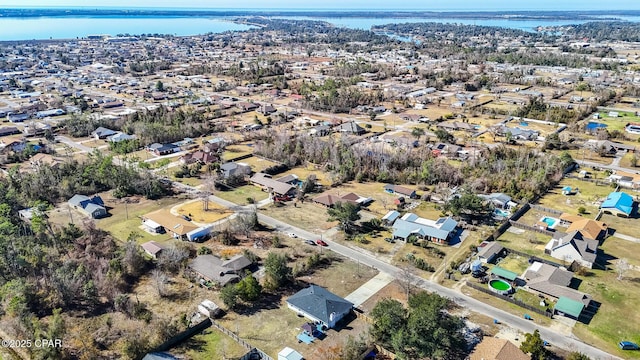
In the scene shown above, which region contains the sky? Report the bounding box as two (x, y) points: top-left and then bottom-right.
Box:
(4, 0), (640, 11)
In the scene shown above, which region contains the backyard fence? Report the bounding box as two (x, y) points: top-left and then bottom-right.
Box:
(509, 220), (556, 236)
(528, 204), (563, 216)
(565, 174), (611, 187)
(154, 317), (212, 352)
(210, 319), (274, 360)
(486, 203), (530, 242)
(224, 153), (254, 163)
(505, 247), (566, 269)
(465, 281), (553, 319)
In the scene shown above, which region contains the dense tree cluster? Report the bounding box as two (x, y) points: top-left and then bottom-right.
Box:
(371, 292), (467, 360)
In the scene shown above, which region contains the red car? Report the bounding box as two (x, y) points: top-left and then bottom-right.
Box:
(316, 239), (328, 246)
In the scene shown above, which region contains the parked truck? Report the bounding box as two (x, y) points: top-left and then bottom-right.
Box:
(186, 226), (212, 242)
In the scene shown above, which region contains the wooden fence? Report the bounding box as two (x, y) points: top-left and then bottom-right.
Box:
(509, 220), (556, 236)
(505, 247), (565, 268)
(466, 281), (553, 318)
(529, 204), (563, 216)
(154, 317), (212, 352)
(210, 319), (274, 360)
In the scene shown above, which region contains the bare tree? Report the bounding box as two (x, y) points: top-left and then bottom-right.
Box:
(617, 258), (630, 280)
(399, 265), (417, 301)
(158, 245), (190, 274)
(151, 269), (169, 297)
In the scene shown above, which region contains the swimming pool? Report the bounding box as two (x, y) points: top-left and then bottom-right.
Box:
(586, 122), (607, 131)
(494, 209), (510, 217)
(540, 216), (558, 229)
(488, 279), (513, 295)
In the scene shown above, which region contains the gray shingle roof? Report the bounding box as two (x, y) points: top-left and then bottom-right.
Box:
(286, 285), (353, 325)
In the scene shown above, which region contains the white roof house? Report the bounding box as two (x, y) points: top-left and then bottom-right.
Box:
(278, 347), (304, 360)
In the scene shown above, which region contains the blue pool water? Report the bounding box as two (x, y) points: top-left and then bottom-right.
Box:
(494, 209), (510, 217)
(520, 121), (529, 126)
(541, 216), (558, 228)
(586, 122), (607, 131)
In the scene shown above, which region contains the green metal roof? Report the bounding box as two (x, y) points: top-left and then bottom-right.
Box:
(555, 296), (585, 318)
(490, 266), (517, 281)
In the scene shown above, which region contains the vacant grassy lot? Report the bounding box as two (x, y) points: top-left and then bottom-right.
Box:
(506, 119), (561, 136)
(174, 199), (232, 224)
(238, 156), (279, 173)
(565, 149), (614, 166)
(216, 185), (269, 205)
(266, 201), (337, 232)
(572, 264), (640, 358)
(221, 144), (254, 161)
(602, 213), (640, 244)
(537, 177), (613, 216)
(413, 201), (445, 220)
(482, 101), (520, 114)
(180, 328), (248, 360)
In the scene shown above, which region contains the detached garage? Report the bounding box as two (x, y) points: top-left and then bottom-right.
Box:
(278, 347), (303, 360)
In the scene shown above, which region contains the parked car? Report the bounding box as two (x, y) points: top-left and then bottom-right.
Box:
(316, 239), (328, 246)
(384, 237), (395, 243)
(181, 215), (191, 221)
(287, 232), (297, 238)
(619, 341), (639, 350)
(304, 239), (316, 246)
(471, 270), (485, 278)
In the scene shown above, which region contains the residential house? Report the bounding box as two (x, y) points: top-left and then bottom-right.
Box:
(600, 191), (634, 217)
(249, 173), (296, 197)
(390, 213), (458, 245)
(68, 194), (107, 218)
(286, 285), (353, 329)
(496, 125), (539, 141)
(545, 231), (599, 268)
(430, 143), (462, 158)
(220, 162), (252, 179)
(607, 170), (640, 190)
(477, 242), (505, 264)
(188, 254), (253, 287)
(235, 101), (259, 112)
(142, 209), (197, 239)
(257, 104), (277, 115)
(333, 122), (366, 135)
(586, 140), (635, 154)
(147, 143), (180, 156)
(275, 174), (299, 185)
(469, 337), (530, 360)
(566, 218), (607, 240)
(141, 241), (164, 259)
(0, 127), (21, 137)
(480, 193), (517, 209)
(30, 153), (63, 169)
(313, 192), (371, 208)
(383, 184), (417, 199)
(181, 150), (218, 165)
(524, 261), (590, 318)
(437, 121), (477, 133)
(381, 210), (401, 226)
(309, 125), (331, 137)
(205, 137), (226, 152)
(0, 137), (27, 153)
(107, 132), (136, 143)
(91, 126), (118, 139)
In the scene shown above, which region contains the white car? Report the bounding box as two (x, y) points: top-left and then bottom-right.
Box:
(287, 233), (297, 238)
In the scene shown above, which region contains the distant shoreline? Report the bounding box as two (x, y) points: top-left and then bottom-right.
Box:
(0, 8), (638, 21)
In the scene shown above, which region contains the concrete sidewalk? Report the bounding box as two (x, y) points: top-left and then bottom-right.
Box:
(345, 272), (394, 307)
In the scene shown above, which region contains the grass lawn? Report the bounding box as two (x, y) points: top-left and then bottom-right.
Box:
(95, 195), (184, 244)
(330, 181), (410, 216)
(496, 253), (530, 276)
(180, 328), (248, 360)
(601, 213), (640, 240)
(238, 156), (279, 173)
(174, 199), (232, 224)
(537, 177), (613, 216)
(266, 202), (337, 232)
(461, 285), (552, 326)
(596, 111), (640, 131)
(572, 266), (640, 358)
(513, 288), (552, 311)
(413, 202), (445, 220)
(172, 175), (202, 187)
(496, 229), (557, 262)
(565, 149), (613, 166)
(618, 152), (640, 169)
(216, 185), (269, 206)
(221, 144), (254, 161)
